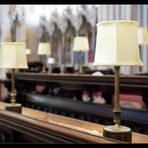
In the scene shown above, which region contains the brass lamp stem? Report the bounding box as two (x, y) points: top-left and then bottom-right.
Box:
(103, 66), (132, 143)
(42, 65), (46, 73)
(11, 69), (16, 104)
(79, 50), (83, 73)
(42, 55), (46, 73)
(113, 66), (121, 128)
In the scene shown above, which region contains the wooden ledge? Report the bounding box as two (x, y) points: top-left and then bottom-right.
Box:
(0, 102), (148, 143)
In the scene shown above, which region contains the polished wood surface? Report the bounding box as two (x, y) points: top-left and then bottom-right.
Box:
(0, 102), (148, 143)
(0, 102), (118, 143)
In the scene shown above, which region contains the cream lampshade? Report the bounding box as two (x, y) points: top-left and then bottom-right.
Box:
(73, 36), (89, 73)
(93, 21), (143, 66)
(137, 27), (148, 45)
(26, 48), (32, 55)
(38, 42), (51, 55)
(93, 20), (143, 143)
(0, 42), (28, 113)
(73, 36), (89, 52)
(48, 57), (56, 73)
(37, 42), (51, 73)
(0, 42), (28, 69)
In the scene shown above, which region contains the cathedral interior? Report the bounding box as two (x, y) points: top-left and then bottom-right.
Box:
(0, 5), (148, 144)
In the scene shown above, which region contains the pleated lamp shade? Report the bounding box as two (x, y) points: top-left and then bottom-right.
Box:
(38, 43), (51, 55)
(93, 20), (143, 66)
(26, 48), (32, 55)
(73, 36), (89, 52)
(0, 42), (28, 69)
(138, 27), (148, 45)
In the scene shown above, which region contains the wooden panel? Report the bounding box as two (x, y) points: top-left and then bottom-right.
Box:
(15, 72), (148, 88)
(15, 72), (148, 98)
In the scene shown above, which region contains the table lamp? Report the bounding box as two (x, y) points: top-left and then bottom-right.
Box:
(0, 42), (28, 113)
(93, 20), (143, 143)
(38, 42), (51, 73)
(73, 36), (89, 73)
(47, 57), (56, 73)
(26, 48), (32, 62)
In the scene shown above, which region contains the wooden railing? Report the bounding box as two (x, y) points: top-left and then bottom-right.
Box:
(0, 102), (148, 143)
(0, 102), (121, 144)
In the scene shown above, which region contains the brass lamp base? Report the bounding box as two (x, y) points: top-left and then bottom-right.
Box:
(5, 103), (22, 113)
(77, 71), (84, 74)
(103, 125), (132, 143)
